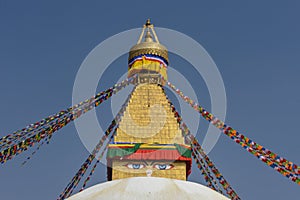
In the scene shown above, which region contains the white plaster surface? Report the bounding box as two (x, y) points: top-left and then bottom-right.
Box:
(67, 177), (230, 200)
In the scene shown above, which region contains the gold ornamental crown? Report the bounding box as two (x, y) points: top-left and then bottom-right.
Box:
(128, 19), (169, 64)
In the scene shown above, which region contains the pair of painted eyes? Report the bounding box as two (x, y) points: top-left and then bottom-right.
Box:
(126, 164), (173, 170)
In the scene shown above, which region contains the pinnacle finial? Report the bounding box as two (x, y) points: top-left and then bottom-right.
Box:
(145, 19), (151, 27)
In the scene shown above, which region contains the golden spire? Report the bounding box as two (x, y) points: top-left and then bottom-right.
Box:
(107, 20), (192, 181)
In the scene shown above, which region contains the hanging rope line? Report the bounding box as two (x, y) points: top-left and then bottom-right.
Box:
(0, 89), (110, 164)
(191, 136), (240, 200)
(21, 135), (51, 166)
(166, 81), (300, 185)
(163, 88), (240, 199)
(191, 144), (223, 193)
(192, 145), (221, 191)
(1, 84), (114, 150)
(0, 91), (106, 148)
(191, 149), (218, 191)
(58, 85), (135, 199)
(0, 77), (136, 164)
(57, 119), (119, 199)
(0, 77), (134, 150)
(58, 152), (97, 199)
(79, 129), (115, 192)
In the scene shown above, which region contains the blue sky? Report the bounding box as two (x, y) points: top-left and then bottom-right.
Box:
(0, 1), (299, 199)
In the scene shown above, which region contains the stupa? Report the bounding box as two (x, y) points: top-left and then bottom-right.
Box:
(67, 19), (230, 200)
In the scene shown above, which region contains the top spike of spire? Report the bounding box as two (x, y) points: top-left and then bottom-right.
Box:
(145, 18), (151, 27)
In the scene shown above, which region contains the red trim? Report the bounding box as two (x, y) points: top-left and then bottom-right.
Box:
(107, 149), (192, 177)
(124, 149), (189, 161)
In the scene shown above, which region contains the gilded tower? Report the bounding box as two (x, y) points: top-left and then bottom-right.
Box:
(107, 20), (192, 181)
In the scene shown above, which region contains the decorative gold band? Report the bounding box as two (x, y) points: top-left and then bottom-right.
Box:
(128, 49), (168, 63)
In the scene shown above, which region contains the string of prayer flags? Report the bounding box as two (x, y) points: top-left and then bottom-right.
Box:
(163, 92), (240, 199)
(58, 85), (135, 199)
(0, 76), (136, 164)
(166, 81), (300, 185)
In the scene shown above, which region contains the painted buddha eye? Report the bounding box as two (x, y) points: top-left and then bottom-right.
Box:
(126, 163), (145, 169)
(154, 164), (173, 170)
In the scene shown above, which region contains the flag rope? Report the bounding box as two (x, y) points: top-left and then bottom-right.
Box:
(163, 87), (240, 199)
(58, 83), (136, 199)
(166, 81), (300, 185)
(0, 76), (136, 164)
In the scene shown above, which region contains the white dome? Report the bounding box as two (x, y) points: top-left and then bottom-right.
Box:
(67, 177), (229, 200)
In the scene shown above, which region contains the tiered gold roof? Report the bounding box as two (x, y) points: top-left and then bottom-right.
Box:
(115, 84), (184, 144)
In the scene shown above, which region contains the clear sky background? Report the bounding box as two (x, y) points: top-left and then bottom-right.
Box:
(0, 1), (299, 200)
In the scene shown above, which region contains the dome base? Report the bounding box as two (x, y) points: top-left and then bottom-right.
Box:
(67, 177), (229, 200)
